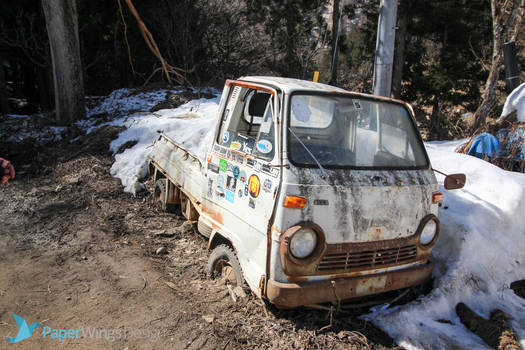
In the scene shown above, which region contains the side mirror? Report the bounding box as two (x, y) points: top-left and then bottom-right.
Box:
(444, 173), (466, 190)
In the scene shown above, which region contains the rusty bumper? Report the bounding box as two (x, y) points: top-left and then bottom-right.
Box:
(266, 262), (433, 308)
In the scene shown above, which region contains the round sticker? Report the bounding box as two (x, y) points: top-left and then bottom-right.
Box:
(256, 140), (273, 154)
(232, 166), (240, 179)
(222, 131), (230, 143)
(248, 175), (260, 198)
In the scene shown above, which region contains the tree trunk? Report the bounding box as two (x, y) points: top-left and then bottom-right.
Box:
(37, 65), (54, 111)
(0, 64), (9, 115)
(391, 0), (408, 99)
(329, 0), (341, 86)
(473, 55), (504, 130)
(473, 0), (523, 130)
(41, 0), (85, 125)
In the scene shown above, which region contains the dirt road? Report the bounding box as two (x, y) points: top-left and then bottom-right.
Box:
(0, 126), (398, 349)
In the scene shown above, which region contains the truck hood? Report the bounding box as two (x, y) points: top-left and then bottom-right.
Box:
(279, 168), (439, 243)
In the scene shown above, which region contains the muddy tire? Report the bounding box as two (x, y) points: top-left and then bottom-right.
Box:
(154, 179), (178, 213)
(208, 245), (244, 287)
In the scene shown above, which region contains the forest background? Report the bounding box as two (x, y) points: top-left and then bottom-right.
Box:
(0, 0), (524, 140)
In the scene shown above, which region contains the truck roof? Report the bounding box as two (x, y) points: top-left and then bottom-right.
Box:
(237, 76), (407, 106)
(238, 76), (349, 94)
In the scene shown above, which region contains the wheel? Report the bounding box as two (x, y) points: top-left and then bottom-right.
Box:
(207, 245), (245, 287)
(154, 179), (178, 213)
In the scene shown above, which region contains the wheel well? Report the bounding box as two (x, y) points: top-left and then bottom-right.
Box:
(209, 233), (233, 251)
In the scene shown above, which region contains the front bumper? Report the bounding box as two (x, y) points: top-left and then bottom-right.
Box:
(266, 262), (433, 308)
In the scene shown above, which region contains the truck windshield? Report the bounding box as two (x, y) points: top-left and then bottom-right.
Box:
(288, 94), (428, 169)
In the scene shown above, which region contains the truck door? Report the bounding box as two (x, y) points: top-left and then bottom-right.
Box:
(203, 81), (280, 293)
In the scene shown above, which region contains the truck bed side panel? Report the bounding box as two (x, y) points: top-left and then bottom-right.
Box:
(149, 135), (205, 204)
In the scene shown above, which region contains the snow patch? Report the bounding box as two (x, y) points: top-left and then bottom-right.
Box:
(500, 82), (525, 122)
(108, 97), (220, 193)
(365, 141), (525, 349)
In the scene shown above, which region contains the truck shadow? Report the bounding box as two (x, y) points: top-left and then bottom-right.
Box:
(266, 303), (397, 348)
(262, 285), (434, 348)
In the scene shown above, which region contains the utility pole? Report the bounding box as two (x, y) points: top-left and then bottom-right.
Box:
(372, 0), (398, 97)
(329, 0), (342, 86)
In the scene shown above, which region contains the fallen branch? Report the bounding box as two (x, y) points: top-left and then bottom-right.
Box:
(119, 0), (189, 86)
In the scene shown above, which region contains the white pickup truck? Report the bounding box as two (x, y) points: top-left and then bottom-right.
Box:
(148, 76), (464, 308)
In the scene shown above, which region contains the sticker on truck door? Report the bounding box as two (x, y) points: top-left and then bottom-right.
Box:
(207, 163), (219, 173)
(222, 131), (230, 143)
(225, 190), (235, 203)
(226, 175), (237, 192)
(232, 166), (240, 179)
(256, 140), (272, 154)
(248, 175), (260, 198)
(263, 179), (272, 193)
(219, 159), (227, 172)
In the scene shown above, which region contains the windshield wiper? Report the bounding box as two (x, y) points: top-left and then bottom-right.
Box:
(288, 127), (329, 179)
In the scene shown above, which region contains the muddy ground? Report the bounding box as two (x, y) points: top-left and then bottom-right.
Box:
(0, 124), (402, 350)
(1, 116), (523, 350)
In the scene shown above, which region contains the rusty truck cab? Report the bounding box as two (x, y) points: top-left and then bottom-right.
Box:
(203, 77), (442, 308)
(250, 78), (440, 308)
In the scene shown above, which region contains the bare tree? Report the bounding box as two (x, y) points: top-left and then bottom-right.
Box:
(473, 0), (523, 130)
(41, 0), (85, 125)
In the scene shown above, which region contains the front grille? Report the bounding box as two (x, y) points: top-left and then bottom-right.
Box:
(318, 245), (418, 272)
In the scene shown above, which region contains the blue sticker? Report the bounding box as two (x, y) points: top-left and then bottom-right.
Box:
(222, 131), (230, 143)
(225, 190), (235, 203)
(238, 189), (243, 198)
(244, 184), (249, 196)
(256, 140), (273, 154)
(232, 166), (240, 179)
(217, 175), (225, 187)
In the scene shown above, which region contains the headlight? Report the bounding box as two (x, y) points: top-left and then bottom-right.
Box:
(420, 219), (438, 245)
(289, 228), (317, 258)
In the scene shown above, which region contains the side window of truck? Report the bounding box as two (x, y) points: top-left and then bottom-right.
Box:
(217, 87), (275, 160)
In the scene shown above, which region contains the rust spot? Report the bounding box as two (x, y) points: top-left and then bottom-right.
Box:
(202, 206), (223, 226)
(271, 225), (283, 240)
(287, 275), (309, 283)
(266, 262), (433, 308)
(228, 80), (276, 95)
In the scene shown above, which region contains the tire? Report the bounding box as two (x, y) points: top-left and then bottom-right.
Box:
(207, 244), (245, 287)
(154, 179), (178, 213)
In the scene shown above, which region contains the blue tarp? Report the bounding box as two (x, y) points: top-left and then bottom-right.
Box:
(467, 129), (525, 161)
(467, 133), (501, 159)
